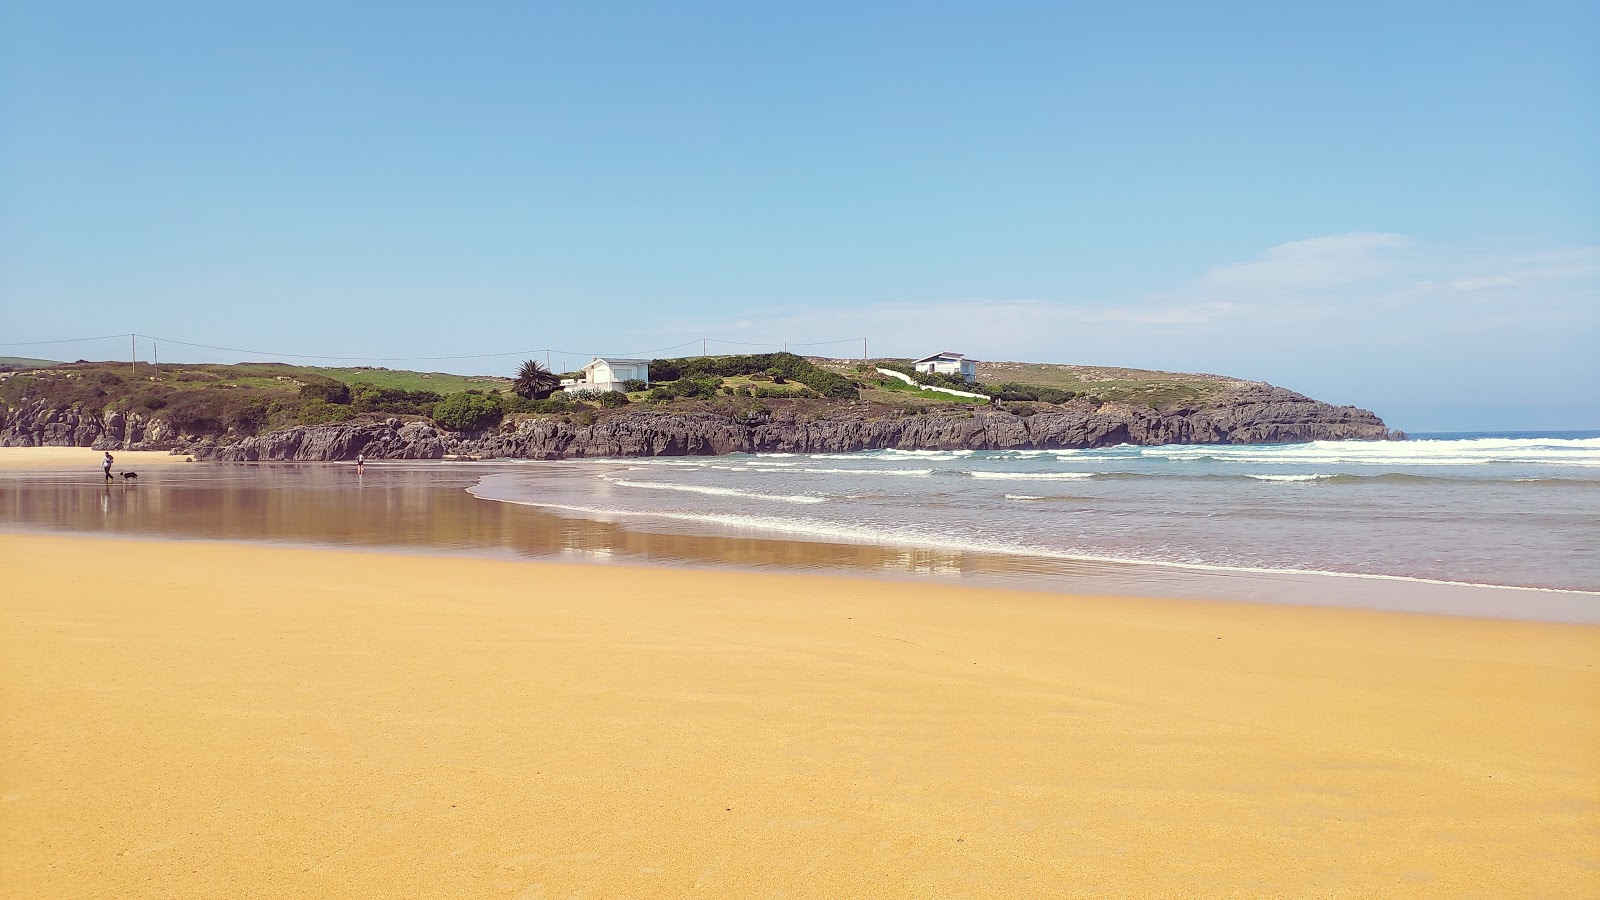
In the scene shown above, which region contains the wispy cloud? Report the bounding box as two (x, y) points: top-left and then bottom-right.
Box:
(1194, 232), (1413, 295)
(643, 234), (1598, 377)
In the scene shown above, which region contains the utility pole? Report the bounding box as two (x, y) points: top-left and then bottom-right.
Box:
(863, 337), (868, 362)
(546, 350), (551, 371)
(130, 334), (136, 376)
(701, 338), (707, 357)
(153, 342), (159, 378)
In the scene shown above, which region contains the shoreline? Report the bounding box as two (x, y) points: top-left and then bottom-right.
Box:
(4, 448), (1596, 619)
(4, 532), (1597, 897)
(9, 519), (1599, 626)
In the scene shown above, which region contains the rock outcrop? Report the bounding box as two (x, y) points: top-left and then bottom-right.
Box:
(0, 399), (182, 449)
(153, 382), (1396, 462)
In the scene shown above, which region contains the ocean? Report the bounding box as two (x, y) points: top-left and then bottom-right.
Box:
(470, 432), (1600, 595)
(4, 432), (1597, 621)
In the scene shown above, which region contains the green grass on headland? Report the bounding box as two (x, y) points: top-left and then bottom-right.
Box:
(975, 360), (1237, 408)
(0, 356), (60, 370)
(1, 353), (1250, 444)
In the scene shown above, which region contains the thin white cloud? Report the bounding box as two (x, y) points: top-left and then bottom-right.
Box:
(1195, 232), (1413, 294)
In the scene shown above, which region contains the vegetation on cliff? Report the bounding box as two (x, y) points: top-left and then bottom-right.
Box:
(1, 353), (1367, 450)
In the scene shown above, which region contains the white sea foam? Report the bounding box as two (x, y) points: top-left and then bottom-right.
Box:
(1004, 494), (1048, 501)
(600, 477), (827, 504)
(796, 467), (932, 477)
(1246, 473), (1336, 482)
(969, 471), (1097, 481)
(1137, 437), (1600, 467)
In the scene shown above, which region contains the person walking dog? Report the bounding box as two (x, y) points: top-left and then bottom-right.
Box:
(102, 451), (114, 483)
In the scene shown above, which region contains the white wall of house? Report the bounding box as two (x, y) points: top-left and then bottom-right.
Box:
(914, 355), (978, 383)
(563, 358), (650, 394)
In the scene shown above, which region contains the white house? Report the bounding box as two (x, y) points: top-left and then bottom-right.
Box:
(913, 351), (978, 384)
(561, 357), (650, 394)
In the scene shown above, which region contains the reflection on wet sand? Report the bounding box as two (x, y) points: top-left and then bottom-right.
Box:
(3, 461), (1595, 621)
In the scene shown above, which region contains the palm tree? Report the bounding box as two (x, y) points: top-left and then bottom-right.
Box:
(513, 359), (561, 400)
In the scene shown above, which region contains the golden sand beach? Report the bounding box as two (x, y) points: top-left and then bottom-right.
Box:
(0, 447), (195, 470)
(2, 532), (1597, 897)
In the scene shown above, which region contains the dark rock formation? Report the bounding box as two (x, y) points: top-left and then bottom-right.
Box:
(0, 399), (181, 449)
(155, 382), (1396, 462)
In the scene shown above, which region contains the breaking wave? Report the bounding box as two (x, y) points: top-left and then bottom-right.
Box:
(600, 477), (827, 504)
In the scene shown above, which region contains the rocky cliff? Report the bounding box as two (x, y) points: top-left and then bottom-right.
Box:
(0, 382), (1394, 460)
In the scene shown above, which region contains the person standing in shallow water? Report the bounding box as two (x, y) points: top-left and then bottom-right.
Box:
(102, 451), (114, 482)
(355, 452), (365, 473)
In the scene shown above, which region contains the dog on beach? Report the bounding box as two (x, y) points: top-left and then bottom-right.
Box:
(120, 472), (138, 480)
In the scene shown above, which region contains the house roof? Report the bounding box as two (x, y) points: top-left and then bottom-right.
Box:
(913, 352), (970, 363)
(581, 357), (651, 370)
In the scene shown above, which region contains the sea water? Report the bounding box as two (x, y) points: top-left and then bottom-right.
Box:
(470, 433), (1600, 594)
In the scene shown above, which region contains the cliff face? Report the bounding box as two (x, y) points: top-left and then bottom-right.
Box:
(0, 399), (183, 450)
(175, 383), (1394, 461)
(0, 383), (1396, 461)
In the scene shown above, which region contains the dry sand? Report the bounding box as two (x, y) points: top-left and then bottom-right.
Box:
(2, 533), (1596, 898)
(0, 447), (196, 471)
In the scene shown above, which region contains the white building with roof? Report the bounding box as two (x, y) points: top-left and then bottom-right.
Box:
(561, 357), (650, 394)
(913, 351), (978, 384)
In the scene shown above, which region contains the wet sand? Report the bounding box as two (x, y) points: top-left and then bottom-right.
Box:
(3, 532), (1597, 897)
(5, 459), (1594, 621)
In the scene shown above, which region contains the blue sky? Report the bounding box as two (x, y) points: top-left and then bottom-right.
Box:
(2, 1), (1595, 431)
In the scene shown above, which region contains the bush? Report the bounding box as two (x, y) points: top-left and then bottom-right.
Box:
(622, 379), (648, 392)
(642, 353), (859, 400)
(350, 381), (441, 415)
(162, 393), (228, 434)
(224, 397), (271, 434)
(523, 397), (575, 414)
(297, 399), (356, 425)
(432, 391), (503, 432)
(647, 376), (722, 402)
(992, 383), (1078, 404)
(598, 391), (630, 408)
(299, 378), (351, 405)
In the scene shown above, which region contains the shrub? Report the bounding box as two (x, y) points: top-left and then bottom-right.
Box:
(992, 383), (1078, 404)
(598, 391), (630, 408)
(299, 378), (351, 405)
(622, 379), (647, 392)
(432, 391), (503, 432)
(297, 399), (356, 425)
(524, 397), (575, 414)
(641, 353), (858, 400)
(162, 393), (229, 433)
(647, 376), (722, 402)
(225, 397), (272, 434)
(350, 382), (441, 415)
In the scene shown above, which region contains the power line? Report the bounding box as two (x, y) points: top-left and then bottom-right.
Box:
(0, 333), (132, 347)
(0, 332), (867, 363)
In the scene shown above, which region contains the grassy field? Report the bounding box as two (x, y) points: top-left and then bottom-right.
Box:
(811, 357), (1238, 409)
(977, 361), (1240, 408)
(859, 376), (983, 405)
(0, 356), (60, 369)
(223, 363), (510, 394)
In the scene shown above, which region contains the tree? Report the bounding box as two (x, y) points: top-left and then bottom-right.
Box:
(513, 359), (561, 400)
(433, 391), (503, 432)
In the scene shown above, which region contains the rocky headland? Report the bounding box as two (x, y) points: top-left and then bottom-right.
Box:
(1, 382), (1399, 461)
